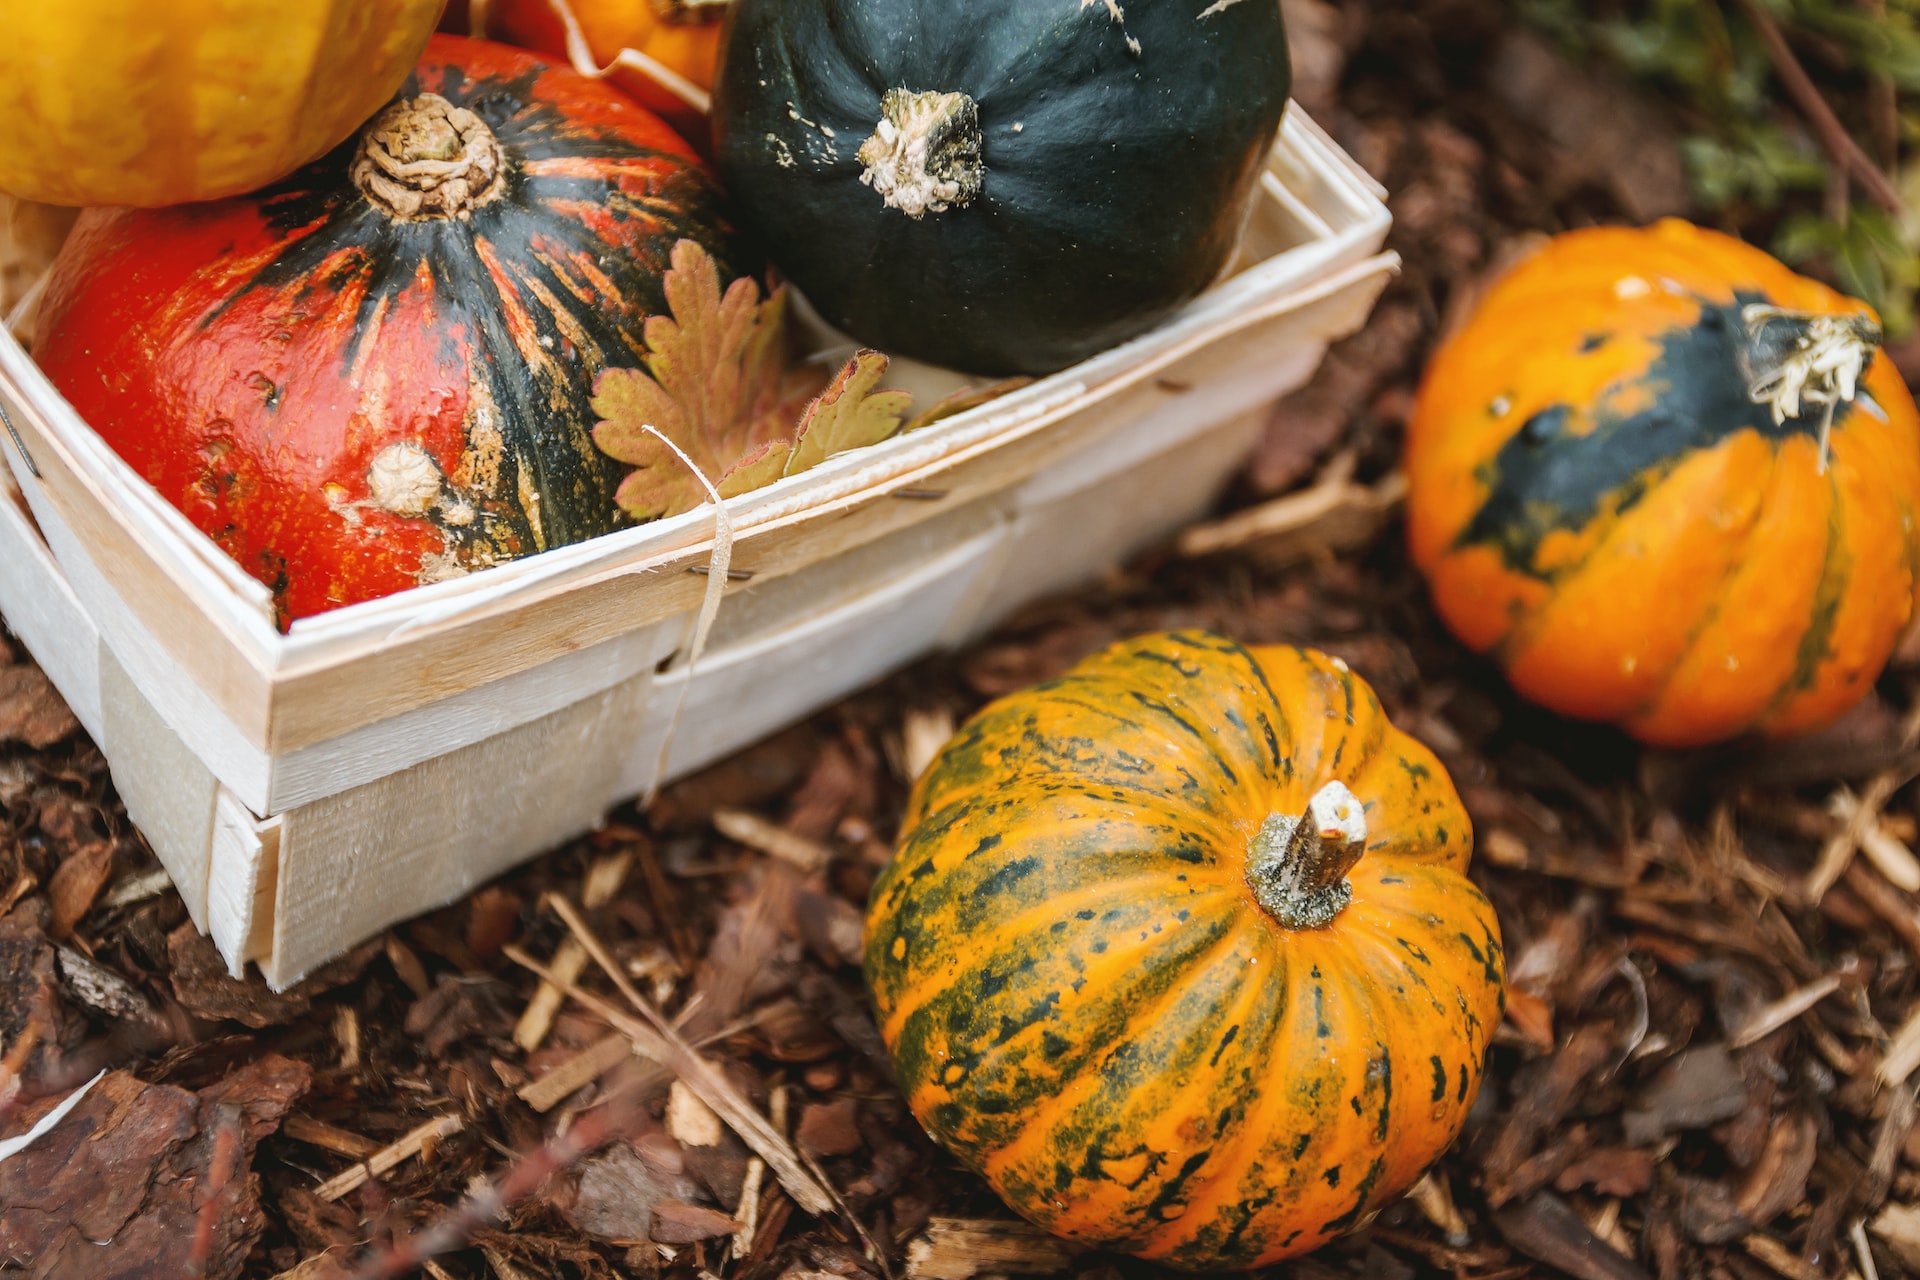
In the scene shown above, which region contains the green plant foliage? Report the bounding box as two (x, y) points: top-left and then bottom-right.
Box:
(1517, 0), (1920, 336)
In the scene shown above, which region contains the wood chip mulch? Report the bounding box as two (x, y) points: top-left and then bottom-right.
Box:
(5, 4), (1920, 1278)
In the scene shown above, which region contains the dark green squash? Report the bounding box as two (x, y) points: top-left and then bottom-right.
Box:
(709, 0), (1292, 377)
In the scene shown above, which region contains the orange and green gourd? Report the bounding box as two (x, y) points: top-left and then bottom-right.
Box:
(864, 630), (1506, 1269)
(1407, 219), (1920, 748)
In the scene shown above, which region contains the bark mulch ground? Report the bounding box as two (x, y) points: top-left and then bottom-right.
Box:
(5, 4), (1920, 1278)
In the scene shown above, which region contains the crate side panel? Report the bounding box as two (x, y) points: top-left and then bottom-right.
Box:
(265, 615), (680, 813)
(959, 406), (1274, 646)
(0, 371), (277, 742)
(19, 481), (274, 809)
(620, 522), (1012, 797)
(262, 674), (652, 987)
(209, 791), (278, 972)
(98, 649), (218, 930)
(698, 495), (1010, 654)
(0, 466), (104, 743)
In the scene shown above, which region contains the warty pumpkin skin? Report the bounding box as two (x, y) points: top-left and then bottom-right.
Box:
(1406, 220), (1920, 748)
(865, 630), (1505, 1270)
(34, 35), (749, 625)
(0, 0), (444, 207)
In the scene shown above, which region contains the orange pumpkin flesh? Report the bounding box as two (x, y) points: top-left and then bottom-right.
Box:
(1407, 220), (1920, 748)
(864, 631), (1505, 1270)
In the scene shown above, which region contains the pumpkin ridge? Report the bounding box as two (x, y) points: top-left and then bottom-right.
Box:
(1762, 426), (1911, 735)
(977, 919), (1275, 1230)
(877, 888), (1237, 1074)
(1630, 436), (1782, 728)
(1082, 629), (1290, 771)
(1766, 463), (1850, 716)
(1129, 945), (1307, 1258)
(1178, 948), (1391, 1265)
(909, 910), (1248, 1161)
(901, 697), (1257, 841)
(1234, 646), (1297, 774)
(1286, 968), (1403, 1256)
(1245, 647), (1384, 790)
(930, 691), (1246, 815)
(1626, 439), (1822, 740)
(905, 870), (1230, 1006)
(1334, 731), (1472, 873)
(887, 796), (1235, 909)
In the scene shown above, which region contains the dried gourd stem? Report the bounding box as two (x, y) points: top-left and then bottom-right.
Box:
(351, 94), (507, 221)
(1742, 305), (1882, 475)
(857, 89), (984, 219)
(1247, 781), (1368, 929)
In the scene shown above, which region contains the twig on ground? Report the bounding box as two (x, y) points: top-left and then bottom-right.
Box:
(713, 809), (835, 874)
(516, 1034), (636, 1114)
(315, 1115), (464, 1203)
(507, 915), (835, 1217)
(1728, 973), (1845, 1049)
(1732, 0), (1907, 216)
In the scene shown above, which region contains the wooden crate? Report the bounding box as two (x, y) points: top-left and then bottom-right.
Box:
(0, 110), (1395, 987)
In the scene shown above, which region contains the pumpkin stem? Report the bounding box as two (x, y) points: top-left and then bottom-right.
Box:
(351, 94), (507, 222)
(856, 89), (985, 220)
(1741, 304), (1882, 474)
(1247, 781), (1368, 930)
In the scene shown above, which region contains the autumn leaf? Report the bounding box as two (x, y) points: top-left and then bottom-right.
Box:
(592, 241), (1033, 521)
(591, 239), (821, 521)
(904, 376), (1033, 433)
(717, 441), (792, 497)
(782, 350), (913, 478)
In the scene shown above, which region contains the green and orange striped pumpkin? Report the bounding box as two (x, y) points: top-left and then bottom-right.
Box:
(864, 630), (1505, 1269)
(1407, 219), (1920, 747)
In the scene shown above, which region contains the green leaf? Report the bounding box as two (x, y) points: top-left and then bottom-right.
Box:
(783, 351), (914, 478)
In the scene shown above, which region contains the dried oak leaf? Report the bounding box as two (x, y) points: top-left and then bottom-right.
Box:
(592, 240), (1017, 520)
(591, 239), (821, 521)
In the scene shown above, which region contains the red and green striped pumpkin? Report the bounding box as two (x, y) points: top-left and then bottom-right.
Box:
(34, 34), (749, 625)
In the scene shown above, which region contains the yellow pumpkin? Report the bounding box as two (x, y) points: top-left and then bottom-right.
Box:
(0, 0), (444, 207)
